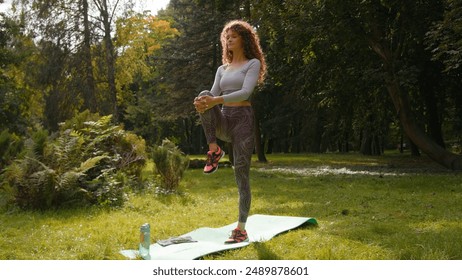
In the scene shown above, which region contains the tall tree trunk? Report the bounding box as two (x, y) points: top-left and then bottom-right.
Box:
(98, 0), (118, 120)
(247, 0), (267, 162)
(368, 35), (462, 169)
(409, 139), (421, 157)
(81, 0), (97, 113)
(254, 113), (267, 162)
(267, 138), (273, 154)
(385, 66), (461, 169)
(421, 72), (445, 148)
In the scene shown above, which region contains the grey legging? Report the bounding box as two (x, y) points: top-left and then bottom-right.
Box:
(198, 90), (254, 223)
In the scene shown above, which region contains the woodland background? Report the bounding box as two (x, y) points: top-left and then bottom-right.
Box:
(1, 0), (461, 170)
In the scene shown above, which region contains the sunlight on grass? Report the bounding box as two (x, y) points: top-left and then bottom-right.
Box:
(257, 166), (405, 177)
(1, 152), (461, 260)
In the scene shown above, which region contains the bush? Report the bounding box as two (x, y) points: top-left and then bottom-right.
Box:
(77, 114), (147, 180)
(1, 112), (148, 209)
(0, 129), (24, 171)
(151, 139), (189, 194)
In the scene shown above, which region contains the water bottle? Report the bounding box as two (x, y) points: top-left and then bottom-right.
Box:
(139, 223), (150, 259)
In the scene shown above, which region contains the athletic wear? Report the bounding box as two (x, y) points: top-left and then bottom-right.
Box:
(210, 59), (260, 103)
(203, 146), (225, 174)
(198, 91), (254, 224)
(198, 58), (260, 226)
(225, 228), (249, 244)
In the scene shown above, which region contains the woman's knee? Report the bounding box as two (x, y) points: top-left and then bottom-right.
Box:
(198, 90), (213, 97)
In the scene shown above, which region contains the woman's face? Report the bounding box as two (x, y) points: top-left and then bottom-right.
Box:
(226, 29), (243, 53)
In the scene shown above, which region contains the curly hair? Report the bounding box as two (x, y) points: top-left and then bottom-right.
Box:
(220, 20), (267, 84)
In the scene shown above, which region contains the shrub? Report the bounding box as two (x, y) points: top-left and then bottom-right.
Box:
(0, 129), (24, 171)
(151, 139), (189, 194)
(1, 112), (148, 209)
(77, 114), (147, 180)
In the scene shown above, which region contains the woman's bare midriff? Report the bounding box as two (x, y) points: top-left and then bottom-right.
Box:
(223, 101), (251, 107)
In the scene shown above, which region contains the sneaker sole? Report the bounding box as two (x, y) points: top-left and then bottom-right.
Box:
(203, 151), (225, 174)
(224, 238), (249, 244)
(203, 165), (218, 174)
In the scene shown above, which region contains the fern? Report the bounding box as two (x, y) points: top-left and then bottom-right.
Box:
(29, 168), (58, 208)
(30, 129), (48, 160)
(4, 112), (148, 209)
(51, 129), (84, 172)
(78, 156), (109, 172)
(0, 130), (23, 171)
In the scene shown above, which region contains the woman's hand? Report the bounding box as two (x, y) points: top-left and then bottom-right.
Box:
(194, 96), (207, 113)
(194, 95), (218, 114)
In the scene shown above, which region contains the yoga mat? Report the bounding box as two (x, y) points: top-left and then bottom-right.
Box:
(120, 214), (317, 260)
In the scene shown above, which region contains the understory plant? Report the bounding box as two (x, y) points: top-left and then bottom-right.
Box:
(1, 111), (147, 209)
(151, 139), (189, 194)
(0, 129), (23, 171)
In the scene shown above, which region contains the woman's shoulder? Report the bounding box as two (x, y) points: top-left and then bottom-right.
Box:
(218, 59), (260, 72)
(216, 64), (228, 74)
(248, 58), (261, 66)
(218, 63), (229, 70)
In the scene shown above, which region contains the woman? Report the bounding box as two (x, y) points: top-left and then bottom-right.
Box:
(193, 20), (266, 244)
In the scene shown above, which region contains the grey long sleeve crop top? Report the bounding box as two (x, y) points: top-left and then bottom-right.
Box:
(209, 58), (261, 103)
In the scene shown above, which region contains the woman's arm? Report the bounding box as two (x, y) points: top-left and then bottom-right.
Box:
(221, 59), (260, 103)
(210, 65), (225, 96)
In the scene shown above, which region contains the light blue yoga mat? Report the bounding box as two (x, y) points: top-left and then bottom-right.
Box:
(120, 214), (317, 260)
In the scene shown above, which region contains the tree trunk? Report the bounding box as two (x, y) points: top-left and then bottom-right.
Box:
(360, 130), (381, 156)
(409, 139), (421, 157)
(81, 0), (97, 113)
(267, 138), (273, 154)
(423, 83), (445, 148)
(99, 0), (118, 120)
(368, 37), (462, 169)
(386, 77), (461, 169)
(254, 112), (267, 162)
(246, 0), (267, 163)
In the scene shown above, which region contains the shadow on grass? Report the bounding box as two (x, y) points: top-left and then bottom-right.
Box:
(253, 242), (281, 260)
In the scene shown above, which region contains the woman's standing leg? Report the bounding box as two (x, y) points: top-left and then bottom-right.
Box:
(225, 106), (254, 236)
(234, 108), (254, 228)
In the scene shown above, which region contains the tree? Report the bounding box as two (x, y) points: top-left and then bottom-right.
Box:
(11, 0), (138, 128)
(81, 0), (97, 112)
(426, 0), (462, 152)
(0, 11), (40, 133)
(320, 0), (462, 169)
(115, 13), (179, 103)
(115, 12), (179, 145)
(12, 0), (98, 128)
(92, 0), (120, 119)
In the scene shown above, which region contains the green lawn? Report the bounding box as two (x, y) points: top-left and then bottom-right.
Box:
(1, 152), (461, 260)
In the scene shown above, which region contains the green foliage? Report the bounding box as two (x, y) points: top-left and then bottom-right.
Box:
(426, 0), (462, 73)
(151, 139), (189, 194)
(1, 153), (461, 260)
(1, 112), (147, 209)
(4, 0), (462, 168)
(0, 130), (23, 171)
(0, 15), (35, 134)
(29, 128), (48, 160)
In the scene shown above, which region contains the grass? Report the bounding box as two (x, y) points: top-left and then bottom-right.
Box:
(1, 151), (461, 260)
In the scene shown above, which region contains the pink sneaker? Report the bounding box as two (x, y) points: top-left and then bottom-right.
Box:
(203, 146), (225, 174)
(225, 228), (249, 244)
